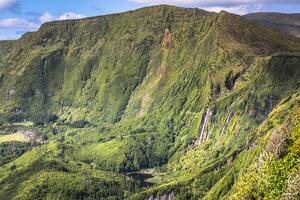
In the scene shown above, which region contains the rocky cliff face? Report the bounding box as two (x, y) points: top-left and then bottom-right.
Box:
(0, 5), (300, 200)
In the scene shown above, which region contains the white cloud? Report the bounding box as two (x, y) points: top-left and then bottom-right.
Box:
(0, 11), (86, 32)
(58, 12), (86, 20)
(204, 4), (264, 15)
(131, 0), (245, 6)
(0, 0), (16, 11)
(130, 0), (299, 6)
(39, 12), (55, 23)
(39, 11), (86, 23)
(0, 18), (38, 29)
(129, 0), (298, 14)
(0, 35), (11, 40)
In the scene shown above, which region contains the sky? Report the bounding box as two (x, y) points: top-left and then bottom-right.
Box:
(0, 0), (299, 40)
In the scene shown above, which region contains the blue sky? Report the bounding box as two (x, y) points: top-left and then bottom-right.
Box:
(0, 0), (299, 40)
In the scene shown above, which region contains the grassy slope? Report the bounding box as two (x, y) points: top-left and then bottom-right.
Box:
(0, 133), (28, 143)
(0, 5), (300, 200)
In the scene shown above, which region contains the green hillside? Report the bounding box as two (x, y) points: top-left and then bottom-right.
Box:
(0, 5), (300, 200)
(245, 12), (300, 38)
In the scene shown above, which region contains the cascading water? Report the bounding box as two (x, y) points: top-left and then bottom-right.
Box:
(220, 111), (232, 138)
(206, 124), (214, 141)
(198, 107), (211, 145)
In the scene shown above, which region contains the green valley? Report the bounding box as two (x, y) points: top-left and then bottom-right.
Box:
(0, 5), (299, 200)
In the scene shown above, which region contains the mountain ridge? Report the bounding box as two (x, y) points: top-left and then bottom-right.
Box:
(245, 12), (300, 38)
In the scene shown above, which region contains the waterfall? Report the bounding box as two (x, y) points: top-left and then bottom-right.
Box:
(220, 111), (232, 138)
(198, 107), (211, 145)
(206, 125), (214, 141)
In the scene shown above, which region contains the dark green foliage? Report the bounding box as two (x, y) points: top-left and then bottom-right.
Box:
(46, 114), (59, 123)
(0, 142), (36, 166)
(0, 125), (17, 135)
(69, 120), (89, 128)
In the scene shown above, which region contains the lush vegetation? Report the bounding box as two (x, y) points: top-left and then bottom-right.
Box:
(0, 141), (36, 167)
(0, 5), (299, 200)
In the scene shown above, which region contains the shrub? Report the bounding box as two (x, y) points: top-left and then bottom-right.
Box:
(69, 120), (89, 128)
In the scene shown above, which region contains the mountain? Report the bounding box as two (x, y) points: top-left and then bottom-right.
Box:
(245, 12), (300, 38)
(0, 5), (300, 200)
